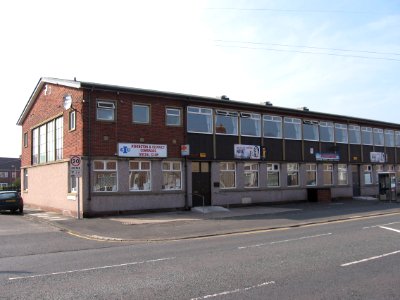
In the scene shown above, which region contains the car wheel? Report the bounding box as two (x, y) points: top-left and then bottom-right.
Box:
(11, 209), (17, 214)
(19, 207), (24, 214)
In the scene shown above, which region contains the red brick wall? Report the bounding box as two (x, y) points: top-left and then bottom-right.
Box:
(21, 83), (84, 167)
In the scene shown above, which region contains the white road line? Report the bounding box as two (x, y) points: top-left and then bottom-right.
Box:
(379, 226), (400, 233)
(190, 281), (275, 300)
(363, 221), (400, 229)
(341, 250), (400, 267)
(9, 257), (175, 281)
(238, 233), (332, 250)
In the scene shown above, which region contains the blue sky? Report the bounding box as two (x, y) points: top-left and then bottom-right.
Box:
(0, 0), (399, 157)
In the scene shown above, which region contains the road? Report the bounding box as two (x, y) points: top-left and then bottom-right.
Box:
(1, 211), (400, 299)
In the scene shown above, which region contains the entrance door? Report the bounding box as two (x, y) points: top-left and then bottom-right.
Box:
(191, 162), (211, 206)
(352, 165), (361, 197)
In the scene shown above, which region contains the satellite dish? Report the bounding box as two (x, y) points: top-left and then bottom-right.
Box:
(63, 95), (72, 110)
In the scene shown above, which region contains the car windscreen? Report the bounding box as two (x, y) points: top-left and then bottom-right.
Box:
(0, 192), (17, 200)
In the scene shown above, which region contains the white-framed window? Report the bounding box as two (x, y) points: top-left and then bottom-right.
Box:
(395, 131), (400, 147)
(93, 160), (117, 192)
(323, 164), (333, 185)
(338, 164), (348, 185)
(363, 165), (372, 185)
(69, 174), (78, 193)
(220, 162), (236, 189)
(133, 104), (150, 124)
(335, 123), (348, 144)
(0, 172), (7, 178)
(11, 172), (16, 179)
(55, 117), (63, 160)
(373, 128), (384, 146)
(306, 163), (317, 186)
(287, 163), (299, 186)
(166, 108), (181, 126)
(24, 132), (28, 148)
(39, 124), (46, 163)
(284, 117), (302, 140)
(69, 110), (76, 131)
(387, 165), (395, 172)
(187, 106), (213, 134)
(162, 161), (182, 190)
(240, 113), (261, 137)
(23, 169), (28, 191)
(267, 163), (280, 187)
(374, 165), (383, 183)
(384, 130), (394, 147)
(0, 183), (8, 188)
(361, 127), (373, 145)
(263, 115), (282, 139)
(32, 128), (39, 164)
(348, 125), (361, 144)
(129, 161), (151, 191)
(215, 110), (238, 135)
(47, 120), (55, 162)
(320, 122), (334, 142)
(303, 120), (319, 141)
(244, 163), (259, 188)
(96, 100), (115, 121)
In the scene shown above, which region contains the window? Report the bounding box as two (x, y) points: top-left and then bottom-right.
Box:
(12, 172), (16, 179)
(320, 122), (334, 142)
(129, 161), (151, 191)
(23, 132), (28, 148)
(69, 110), (76, 131)
(93, 160), (117, 192)
(361, 127), (373, 145)
(267, 163), (280, 187)
(387, 165), (395, 172)
(373, 128), (384, 146)
(220, 162), (236, 189)
(348, 125), (361, 144)
(162, 161), (182, 190)
(187, 106), (213, 134)
(39, 124), (46, 163)
(397, 166), (400, 184)
(47, 120), (55, 162)
(287, 163), (299, 186)
(166, 108), (181, 126)
(263, 115), (282, 138)
(384, 130), (394, 147)
(96, 100), (115, 121)
(335, 124), (348, 144)
(396, 131), (400, 147)
(323, 164), (333, 185)
(306, 163), (317, 186)
(55, 117), (63, 160)
(284, 117), (301, 140)
(0, 172), (7, 178)
(244, 163), (259, 188)
(0, 183), (7, 188)
(23, 169), (28, 190)
(69, 175), (78, 193)
(133, 104), (150, 124)
(374, 165), (383, 183)
(303, 120), (319, 141)
(363, 165), (372, 185)
(240, 113), (261, 137)
(32, 128), (39, 164)
(215, 110), (238, 135)
(338, 164), (348, 185)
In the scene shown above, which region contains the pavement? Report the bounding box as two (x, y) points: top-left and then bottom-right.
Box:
(23, 198), (400, 242)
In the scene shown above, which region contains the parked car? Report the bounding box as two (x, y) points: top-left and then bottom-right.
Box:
(0, 191), (23, 214)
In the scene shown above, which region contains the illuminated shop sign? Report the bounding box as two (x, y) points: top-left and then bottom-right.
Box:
(118, 143), (167, 158)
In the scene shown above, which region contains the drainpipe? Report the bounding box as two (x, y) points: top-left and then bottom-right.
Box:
(87, 88), (93, 202)
(183, 103), (189, 210)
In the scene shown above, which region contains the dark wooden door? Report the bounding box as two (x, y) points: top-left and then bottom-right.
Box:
(191, 162), (211, 206)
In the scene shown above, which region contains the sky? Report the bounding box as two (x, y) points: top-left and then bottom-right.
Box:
(1, 0), (399, 157)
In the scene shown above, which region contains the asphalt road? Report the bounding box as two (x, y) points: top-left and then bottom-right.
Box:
(1, 211), (400, 299)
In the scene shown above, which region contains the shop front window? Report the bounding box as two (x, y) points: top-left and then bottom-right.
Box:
(220, 162), (236, 189)
(129, 161), (151, 191)
(93, 160), (117, 192)
(162, 161), (182, 190)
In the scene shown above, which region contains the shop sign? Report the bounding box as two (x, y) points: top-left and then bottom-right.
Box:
(370, 152), (386, 163)
(118, 143), (167, 158)
(234, 144), (260, 160)
(315, 153), (340, 161)
(181, 144), (190, 156)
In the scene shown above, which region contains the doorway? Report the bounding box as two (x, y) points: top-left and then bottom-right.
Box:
(351, 165), (361, 197)
(191, 162), (211, 206)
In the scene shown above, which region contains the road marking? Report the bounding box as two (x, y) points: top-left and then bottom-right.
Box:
(9, 257), (175, 281)
(363, 221), (400, 229)
(190, 281), (275, 300)
(379, 226), (400, 233)
(341, 250), (400, 267)
(238, 233), (332, 250)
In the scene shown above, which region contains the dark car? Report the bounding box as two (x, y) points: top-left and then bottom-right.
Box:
(0, 191), (23, 214)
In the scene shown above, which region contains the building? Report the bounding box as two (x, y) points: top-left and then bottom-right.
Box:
(0, 157), (21, 189)
(17, 78), (400, 217)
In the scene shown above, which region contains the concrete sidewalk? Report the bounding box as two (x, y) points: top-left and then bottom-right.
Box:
(24, 198), (400, 242)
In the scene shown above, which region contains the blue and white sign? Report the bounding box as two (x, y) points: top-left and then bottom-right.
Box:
(118, 143), (167, 158)
(234, 144), (260, 160)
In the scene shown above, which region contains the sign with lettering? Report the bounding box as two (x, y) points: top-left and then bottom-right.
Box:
(315, 153), (340, 161)
(118, 143), (167, 158)
(370, 152), (386, 163)
(70, 156), (82, 177)
(234, 144), (260, 160)
(181, 144), (190, 156)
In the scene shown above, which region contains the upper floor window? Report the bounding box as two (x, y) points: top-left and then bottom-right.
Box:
(361, 127), (373, 145)
(396, 131), (400, 147)
(348, 125), (361, 144)
(373, 128), (384, 146)
(0, 172), (7, 178)
(384, 130), (394, 147)
(240, 113), (261, 137)
(69, 110), (76, 131)
(215, 110), (238, 135)
(335, 123), (348, 144)
(263, 115), (282, 139)
(96, 100), (115, 121)
(23, 132), (28, 148)
(187, 106), (213, 134)
(133, 104), (150, 124)
(284, 117), (301, 140)
(166, 108), (181, 126)
(320, 122), (334, 142)
(303, 120), (319, 141)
